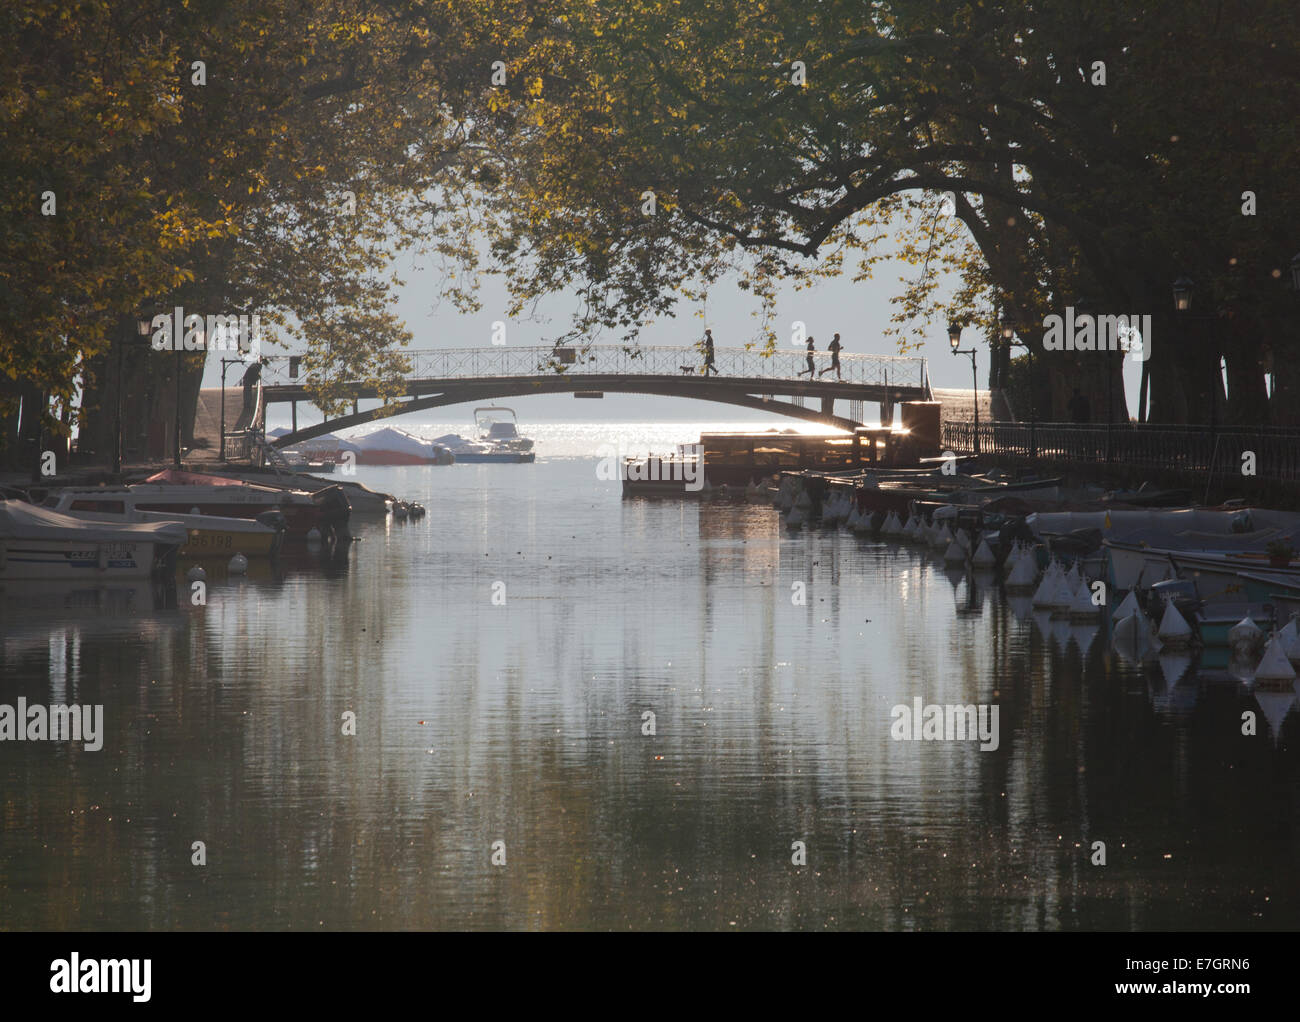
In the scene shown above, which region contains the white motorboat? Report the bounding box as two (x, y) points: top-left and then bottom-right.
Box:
(40, 487), (285, 558)
(0, 499), (187, 579)
(126, 469), (351, 539)
(433, 407), (536, 463)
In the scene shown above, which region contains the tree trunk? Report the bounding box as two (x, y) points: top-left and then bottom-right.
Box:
(1221, 313), (1269, 425)
(1146, 310), (1189, 423)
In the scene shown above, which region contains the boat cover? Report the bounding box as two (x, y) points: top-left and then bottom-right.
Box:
(1031, 507), (1300, 539)
(348, 427), (448, 456)
(139, 469), (306, 499)
(144, 468), (252, 488)
(0, 500), (188, 544)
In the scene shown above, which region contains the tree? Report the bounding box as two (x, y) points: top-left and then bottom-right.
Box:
(465, 0), (1300, 423)
(0, 0), (511, 461)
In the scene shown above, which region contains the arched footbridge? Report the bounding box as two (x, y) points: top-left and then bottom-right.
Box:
(258, 345), (932, 447)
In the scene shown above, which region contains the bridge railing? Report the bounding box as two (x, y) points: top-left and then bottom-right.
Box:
(258, 345), (928, 390)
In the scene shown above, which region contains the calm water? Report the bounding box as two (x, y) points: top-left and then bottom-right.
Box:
(3, 424), (1300, 930)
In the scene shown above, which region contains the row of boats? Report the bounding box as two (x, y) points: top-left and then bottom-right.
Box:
(0, 466), (422, 582)
(769, 468), (1300, 679)
(275, 407), (537, 466)
(2, 408), (537, 584)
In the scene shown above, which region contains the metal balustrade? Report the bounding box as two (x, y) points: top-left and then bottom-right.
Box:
(942, 421), (1300, 483)
(257, 345), (929, 391)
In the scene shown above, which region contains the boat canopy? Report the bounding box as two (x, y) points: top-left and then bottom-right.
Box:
(474, 406), (520, 436)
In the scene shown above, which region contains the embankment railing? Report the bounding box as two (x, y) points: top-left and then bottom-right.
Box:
(941, 421), (1300, 483)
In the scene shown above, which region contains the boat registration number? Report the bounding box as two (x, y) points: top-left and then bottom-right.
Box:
(186, 531), (234, 549)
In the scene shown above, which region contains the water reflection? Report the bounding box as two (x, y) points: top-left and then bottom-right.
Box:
(2, 461), (1299, 930)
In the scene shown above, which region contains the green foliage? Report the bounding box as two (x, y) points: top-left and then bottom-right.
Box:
(464, 0), (1300, 412)
(1, 0), (504, 422)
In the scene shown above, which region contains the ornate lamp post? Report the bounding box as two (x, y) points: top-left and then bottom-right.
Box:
(949, 321), (980, 456)
(219, 357), (244, 462)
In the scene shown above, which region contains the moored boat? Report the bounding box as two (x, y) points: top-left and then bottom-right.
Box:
(127, 469), (350, 540)
(0, 499), (187, 580)
(341, 426), (456, 465)
(433, 407), (536, 463)
(40, 487), (285, 558)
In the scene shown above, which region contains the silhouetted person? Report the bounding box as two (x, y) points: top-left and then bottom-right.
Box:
(1068, 387), (1091, 424)
(819, 333), (843, 379)
(798, 335), (816, 376)
(701, 328), (718, 376)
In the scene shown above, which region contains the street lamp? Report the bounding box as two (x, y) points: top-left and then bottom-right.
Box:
(949, 321), (980, 455)
(219, 356), (246, 462)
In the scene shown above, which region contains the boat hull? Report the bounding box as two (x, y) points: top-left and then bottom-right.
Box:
(176, 526), (281, 558)
(352, 450), (455, 466)
(454, 452), (536, 463)
(1, 500), (184, 580)
(130, 497), (322, 538)
(0, 537), (169, 580)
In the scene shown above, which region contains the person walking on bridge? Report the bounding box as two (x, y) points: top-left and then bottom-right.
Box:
(798, 335), (816, 376)
(701, 328), (719, 376)
(818, 333), (843, 379)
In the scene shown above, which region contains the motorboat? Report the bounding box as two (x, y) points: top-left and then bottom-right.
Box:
(1061, 506), (1300, 590)
(226, 467), (394, 514)
(127, 469), (351, 540)
(40, 487), (286, 558)
(0, 499), (187, 580)
(433, 407), (536, 463)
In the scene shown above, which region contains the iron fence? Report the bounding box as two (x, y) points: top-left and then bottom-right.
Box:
(942, 421), (1300, 483)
